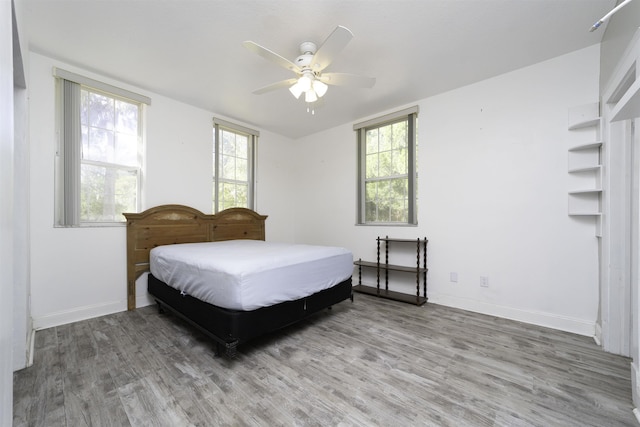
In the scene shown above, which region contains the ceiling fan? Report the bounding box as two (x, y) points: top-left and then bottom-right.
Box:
(243, 25), (376, 109)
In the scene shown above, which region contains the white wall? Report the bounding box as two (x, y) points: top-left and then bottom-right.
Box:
(28, 52), (296, 329)
(0, 1), (14, 423)
(293, 45), (601, 336)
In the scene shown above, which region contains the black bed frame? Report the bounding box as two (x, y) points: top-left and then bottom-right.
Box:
(149, 274), (353, 357)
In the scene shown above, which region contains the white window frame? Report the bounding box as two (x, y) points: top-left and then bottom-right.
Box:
(355, 106), (418, 225)
(54, 68), (149, 226)
(213, 118), (258, 213)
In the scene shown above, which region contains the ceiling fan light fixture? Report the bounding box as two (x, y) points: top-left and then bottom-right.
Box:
(305, 89), (318, 103)
(313, 80), (328, 98)
(298, 74), (312, 92)
(289, 82), (304, 99)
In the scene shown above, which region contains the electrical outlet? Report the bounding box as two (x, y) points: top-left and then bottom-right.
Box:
(450, 272), (458, 283)
(480, 276), (489, 287)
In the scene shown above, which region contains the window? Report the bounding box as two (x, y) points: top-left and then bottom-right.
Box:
(54, 68), (149, 226)
(213, 118), (258, 212)
(355, 106), (418, 225)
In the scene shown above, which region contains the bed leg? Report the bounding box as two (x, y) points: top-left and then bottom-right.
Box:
(225, 341), (238, 358)
(155, 301), (165, 314)
(350, 292), (354, 302)
(214, 341), (239, 358)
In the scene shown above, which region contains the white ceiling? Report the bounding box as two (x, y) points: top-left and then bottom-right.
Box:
(23, 0), (615, 139)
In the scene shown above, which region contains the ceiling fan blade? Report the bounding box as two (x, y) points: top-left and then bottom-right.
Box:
(243, 41), (301, 73)
(319, 73), (376, 88)
(252, 78), (298, 95)
(310, 26), (353, 72)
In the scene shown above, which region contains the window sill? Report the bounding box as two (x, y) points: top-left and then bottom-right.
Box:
(355, 223), (418, 227)
(54, 222), (126, 228)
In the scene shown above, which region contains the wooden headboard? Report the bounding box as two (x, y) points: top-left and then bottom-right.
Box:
(124, 204), (267, 310)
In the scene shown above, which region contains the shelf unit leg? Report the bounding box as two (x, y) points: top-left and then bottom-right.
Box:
(385, 235), (389, 291)
(376, 237), (381, 296)
(423, 237), (427, 300)
(416, 238), (420, 300)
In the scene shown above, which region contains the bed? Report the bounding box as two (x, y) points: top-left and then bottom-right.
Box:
(124, 204), (354, 357)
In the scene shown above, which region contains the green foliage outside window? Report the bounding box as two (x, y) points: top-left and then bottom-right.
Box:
(213, 127), (253, 212)
(364, 120), (412, 223)
(81, 165), (138, 222)
(80, 89), (140, 222)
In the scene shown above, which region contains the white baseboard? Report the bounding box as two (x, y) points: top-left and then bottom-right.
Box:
(29, 289), (596, 339)
(428, 292), (596, 337)
(136, 291), (154, 308)
(32, 300), (125, 330)
(32, 290), (156, 331)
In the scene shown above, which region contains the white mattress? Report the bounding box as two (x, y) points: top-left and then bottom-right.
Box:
(149, 240), (353, 311)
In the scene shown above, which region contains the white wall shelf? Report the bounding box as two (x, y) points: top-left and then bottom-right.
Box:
(568, 142), (602, 172)
(568, 165), (601, 173)
(567, 103), (603, 235)
(568, 102), (600, 129)
(568, 117), (601, 130)
(568, 141), (603, 151)
(568, 188), (603, 194)
(568, 192), (602, 216)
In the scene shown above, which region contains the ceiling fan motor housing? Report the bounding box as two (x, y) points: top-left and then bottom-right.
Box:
(295, 41), (317, 68)
(299, 41), (317, 55)
(295, 54), (314, 68)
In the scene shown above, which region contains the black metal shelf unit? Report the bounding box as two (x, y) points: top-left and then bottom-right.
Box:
(354, 236), (428, 306)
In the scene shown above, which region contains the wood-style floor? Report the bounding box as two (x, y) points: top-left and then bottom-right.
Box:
(13, 294), (638, 426)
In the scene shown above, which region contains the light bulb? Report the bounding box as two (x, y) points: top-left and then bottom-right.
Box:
(313, 80), (328, 98)
(305, 89), (318, 103)
(289, 82), (303, 99)
(298, 75), (312, 92)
